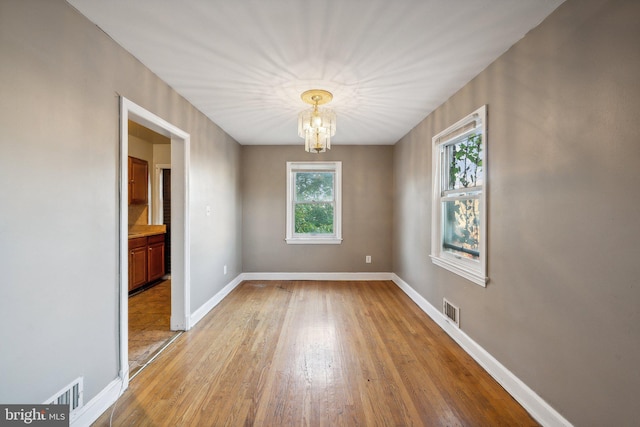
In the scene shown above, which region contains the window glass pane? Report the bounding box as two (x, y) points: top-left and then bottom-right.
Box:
(443, 198), (480, 259)
(295, 172), (334, 202)
(445, 133), (483, 191)
(295, 203), (334, 234)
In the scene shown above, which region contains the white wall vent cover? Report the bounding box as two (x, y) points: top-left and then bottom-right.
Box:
(44, 377), (83, 421)
(443, 298), (460, 327)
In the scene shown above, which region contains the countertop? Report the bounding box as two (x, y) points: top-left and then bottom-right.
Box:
(128, 224), (167, 239)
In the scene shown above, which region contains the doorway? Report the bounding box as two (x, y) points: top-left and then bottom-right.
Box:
(119, 97), (191, 388)
(127, 125), (176, 377)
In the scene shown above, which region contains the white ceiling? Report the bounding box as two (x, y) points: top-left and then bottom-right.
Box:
(67, 0), (564, 146)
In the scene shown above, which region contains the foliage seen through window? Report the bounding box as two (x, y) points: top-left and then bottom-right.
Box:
(294, 172), (335, 234)
(443, 133), (482, 259)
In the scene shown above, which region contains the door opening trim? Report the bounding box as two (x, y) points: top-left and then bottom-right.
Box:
(119, 97), (191, 389)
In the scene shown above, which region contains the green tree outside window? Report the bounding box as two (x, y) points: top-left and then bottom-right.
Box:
(294, 172), (335, 234)
(443, 134), (482, 259)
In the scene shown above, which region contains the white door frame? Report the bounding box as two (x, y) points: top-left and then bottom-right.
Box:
(119, 97), (191, 386)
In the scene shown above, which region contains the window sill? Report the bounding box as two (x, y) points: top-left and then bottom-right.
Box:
(286, 237), (342, 245)
(430, 255), (487, 287)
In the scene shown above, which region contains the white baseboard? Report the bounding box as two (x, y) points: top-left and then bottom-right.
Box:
(391, 274), (572, 427)
(189, 274), (245, 327)
(240, 272), (394, 281)
(71, 377), (124, 427)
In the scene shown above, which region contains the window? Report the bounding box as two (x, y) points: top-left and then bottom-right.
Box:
(431, 105), (487, 286)
(286, 161), (342, 244)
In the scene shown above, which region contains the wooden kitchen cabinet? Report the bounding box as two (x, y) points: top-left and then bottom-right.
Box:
(129, 237), (148, 292)
(128, 233), (166, 293)
(147, 234), (166, 283)
(128, 156), (148, 205)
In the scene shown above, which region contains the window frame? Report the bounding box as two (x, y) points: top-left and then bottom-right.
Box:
(286, 161), (342, 245)
(430, 105), (488, 286)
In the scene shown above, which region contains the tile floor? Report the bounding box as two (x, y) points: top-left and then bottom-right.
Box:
(128, 280), (179, 376)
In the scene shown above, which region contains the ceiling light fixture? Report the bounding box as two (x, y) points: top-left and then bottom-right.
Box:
(298, 89), (336, 153)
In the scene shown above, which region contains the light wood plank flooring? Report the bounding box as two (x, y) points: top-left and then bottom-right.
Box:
(95, 280), (537, 426)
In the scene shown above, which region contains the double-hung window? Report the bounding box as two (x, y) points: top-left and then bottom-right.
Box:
(431, 105), (487, 286)
(286, 161), (342, 244)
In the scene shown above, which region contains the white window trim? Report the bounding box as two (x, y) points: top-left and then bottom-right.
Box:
(430, 105), (488, 286)
(286, 161), (342, 245)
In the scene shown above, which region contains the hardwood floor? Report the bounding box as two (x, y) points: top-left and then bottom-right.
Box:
(95, 281), (538, 426)
(128, 280), (180, 377)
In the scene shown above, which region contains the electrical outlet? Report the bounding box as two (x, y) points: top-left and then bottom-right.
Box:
(206, 205), (211, 216)
(223, 265), (227, 275)
(365, 255), (372, 264)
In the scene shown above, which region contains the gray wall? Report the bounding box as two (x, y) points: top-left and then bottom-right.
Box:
(2, 0), (638, 424)
(242, 145), (393, 272)
(392, 0), (640, 425)
(0, 0), (242, 405)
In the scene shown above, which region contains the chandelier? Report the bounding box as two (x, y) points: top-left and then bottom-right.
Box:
(298, 89), (336, 153)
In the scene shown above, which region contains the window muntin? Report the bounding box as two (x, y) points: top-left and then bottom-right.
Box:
(286, 162), (342, 244)
(431, 105), (487, 286)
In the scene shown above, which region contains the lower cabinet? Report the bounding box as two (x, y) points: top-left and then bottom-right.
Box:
(147, 234), (166, 283)
(128, 233), (165, 293)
